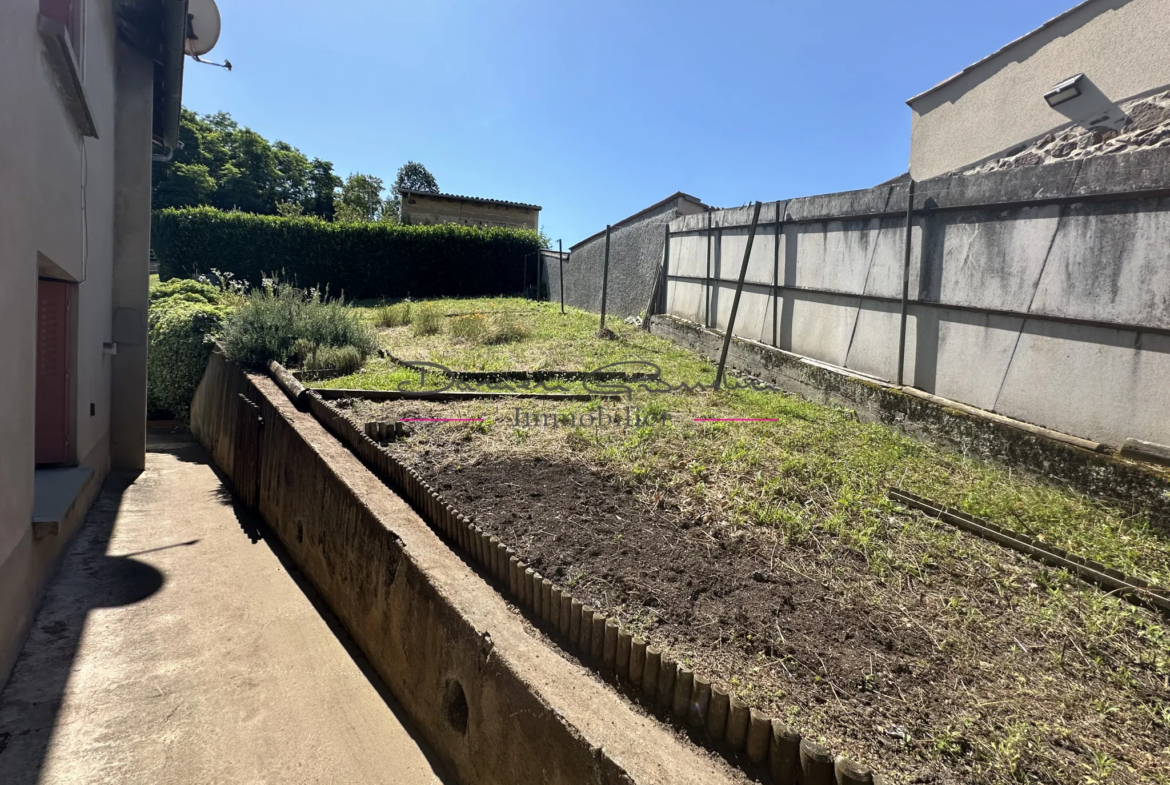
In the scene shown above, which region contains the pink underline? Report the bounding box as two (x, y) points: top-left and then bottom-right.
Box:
(693, 418), (779, 422)
(400, 418), (484, 422)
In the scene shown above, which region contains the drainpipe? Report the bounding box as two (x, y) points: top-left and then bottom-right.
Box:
(152, 0), (189, 162)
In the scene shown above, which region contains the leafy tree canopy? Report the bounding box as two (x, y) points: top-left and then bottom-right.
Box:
(152, 109), (434, 225)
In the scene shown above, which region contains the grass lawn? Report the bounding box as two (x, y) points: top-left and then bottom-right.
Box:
(323, 297), (1169, 784)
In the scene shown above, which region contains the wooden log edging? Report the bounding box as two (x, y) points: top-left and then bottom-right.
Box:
(889, 488), (1170, 615)
(377, 349), (659, 385)
(310, 387), (621, 403)
(275, 366), (879, 784)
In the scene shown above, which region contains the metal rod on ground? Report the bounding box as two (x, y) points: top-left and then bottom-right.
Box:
(897, 179), (916, 386)
(714, 201), (763, 391)
(599, 224), (612, 331)
(558, 239), (565, 314)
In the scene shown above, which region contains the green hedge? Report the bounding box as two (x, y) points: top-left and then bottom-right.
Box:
(153, 207), (542, 301)
(147, 282), (227, 419)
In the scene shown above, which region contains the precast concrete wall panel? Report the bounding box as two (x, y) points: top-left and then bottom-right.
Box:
(1030, 199), (1170, 329)
(717, 227), (776, 286)
(671, 234), (709, 279)
(661, 148), (1170, 446)
(667, 280), (706, 324)
(994, 324), (1170, 447)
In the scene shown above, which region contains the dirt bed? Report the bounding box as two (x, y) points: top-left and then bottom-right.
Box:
(345, 399), (1170, 785)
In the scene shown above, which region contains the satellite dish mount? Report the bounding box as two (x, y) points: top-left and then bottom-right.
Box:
(185, 0), (231, 70)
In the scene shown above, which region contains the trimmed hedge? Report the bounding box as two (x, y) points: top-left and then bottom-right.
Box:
(147, 285), (228, 419)
(153, 207), (542, 301)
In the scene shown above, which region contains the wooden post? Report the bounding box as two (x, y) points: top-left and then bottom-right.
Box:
(714, 201), (763, 390)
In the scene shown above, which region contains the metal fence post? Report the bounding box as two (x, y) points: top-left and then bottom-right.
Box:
(773, 204), (781, 348)
(600, 224), (612, 331)
(558, 238), (565, 314)
(704, 210), (712, 328)
(897, 180), (916, 386)
(714, 201), (763, 391)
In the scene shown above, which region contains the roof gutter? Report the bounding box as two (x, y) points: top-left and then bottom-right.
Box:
(152, 0), (188, 162)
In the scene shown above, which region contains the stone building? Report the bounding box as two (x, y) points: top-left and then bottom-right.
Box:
(399, 189), (541, 230)
(907, 0), (1170, 179)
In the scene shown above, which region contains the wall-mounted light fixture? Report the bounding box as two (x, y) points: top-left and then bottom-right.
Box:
(1044, 73), (1084, 107)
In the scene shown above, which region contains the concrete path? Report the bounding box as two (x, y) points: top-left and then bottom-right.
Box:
(0, 430), (450, 784)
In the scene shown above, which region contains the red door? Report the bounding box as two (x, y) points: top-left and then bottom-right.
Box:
(36, 279), (71, 465)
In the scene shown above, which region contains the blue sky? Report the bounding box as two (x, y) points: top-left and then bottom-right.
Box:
(181, 0), (1076, 243)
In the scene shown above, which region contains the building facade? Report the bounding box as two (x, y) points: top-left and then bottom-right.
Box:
(0, 0), (188, 684)
(907, 0), (1170, 179)
(399, 189), (541, 230)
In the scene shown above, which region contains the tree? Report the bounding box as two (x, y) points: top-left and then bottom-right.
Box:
(335, 173), (385, 223)
(387, 161), (439, 220)
(151, 108), (331, 218)
(305, 158), (342, 220)
(153, 162), (217, 210)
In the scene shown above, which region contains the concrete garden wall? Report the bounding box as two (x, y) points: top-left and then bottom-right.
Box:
(664, 148), (1170, 448)
(549, 197), (704, 320)
(188, 352), (732, 785)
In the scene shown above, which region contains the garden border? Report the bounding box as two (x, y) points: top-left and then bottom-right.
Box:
(288, 365), (883, 785)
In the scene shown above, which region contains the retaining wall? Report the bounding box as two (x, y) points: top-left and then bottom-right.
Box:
(188, 352), (732, 785)
(661, 148), (1170, 449)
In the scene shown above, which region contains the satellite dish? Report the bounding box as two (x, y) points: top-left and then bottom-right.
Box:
(185, 0), (222, 57)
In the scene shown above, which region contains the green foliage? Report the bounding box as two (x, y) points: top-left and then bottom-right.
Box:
(374, 301), (412, 328)
(301, 345), (365, 376)
(335, 173), (387, 223)
(392, 161), (439, 198)
(220, 277), (377, 369)
(411, 304), (443, 336)
(447, 312), (529, 345)
(153, 207), (541, 301)
(448, 313), (486, 342)
(482, 313), (530, 345)
(149, 278), (224, 305)
(151, 109), (340, 219)
(147, 293), (227, 419)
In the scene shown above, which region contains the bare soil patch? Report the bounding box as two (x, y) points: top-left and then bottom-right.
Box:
(346, 397), (1170, 785)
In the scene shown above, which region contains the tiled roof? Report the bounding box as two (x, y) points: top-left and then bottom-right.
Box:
(399, 188), (541, 211)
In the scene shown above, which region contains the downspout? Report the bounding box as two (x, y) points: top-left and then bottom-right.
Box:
(152, 0), (188, 162)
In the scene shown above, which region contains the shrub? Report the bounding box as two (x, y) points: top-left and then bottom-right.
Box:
(411, 304), (443, 336)
(220, 277), (377, 369)
(147, 296), (227, 419)
(302, 345), (365, 376)
(149, 278), (224, 306)
(449, 313), (487, 342)
(483, 313), (529, 345)
(374, 301), (412, 328)
(153, 207), (541, 300)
